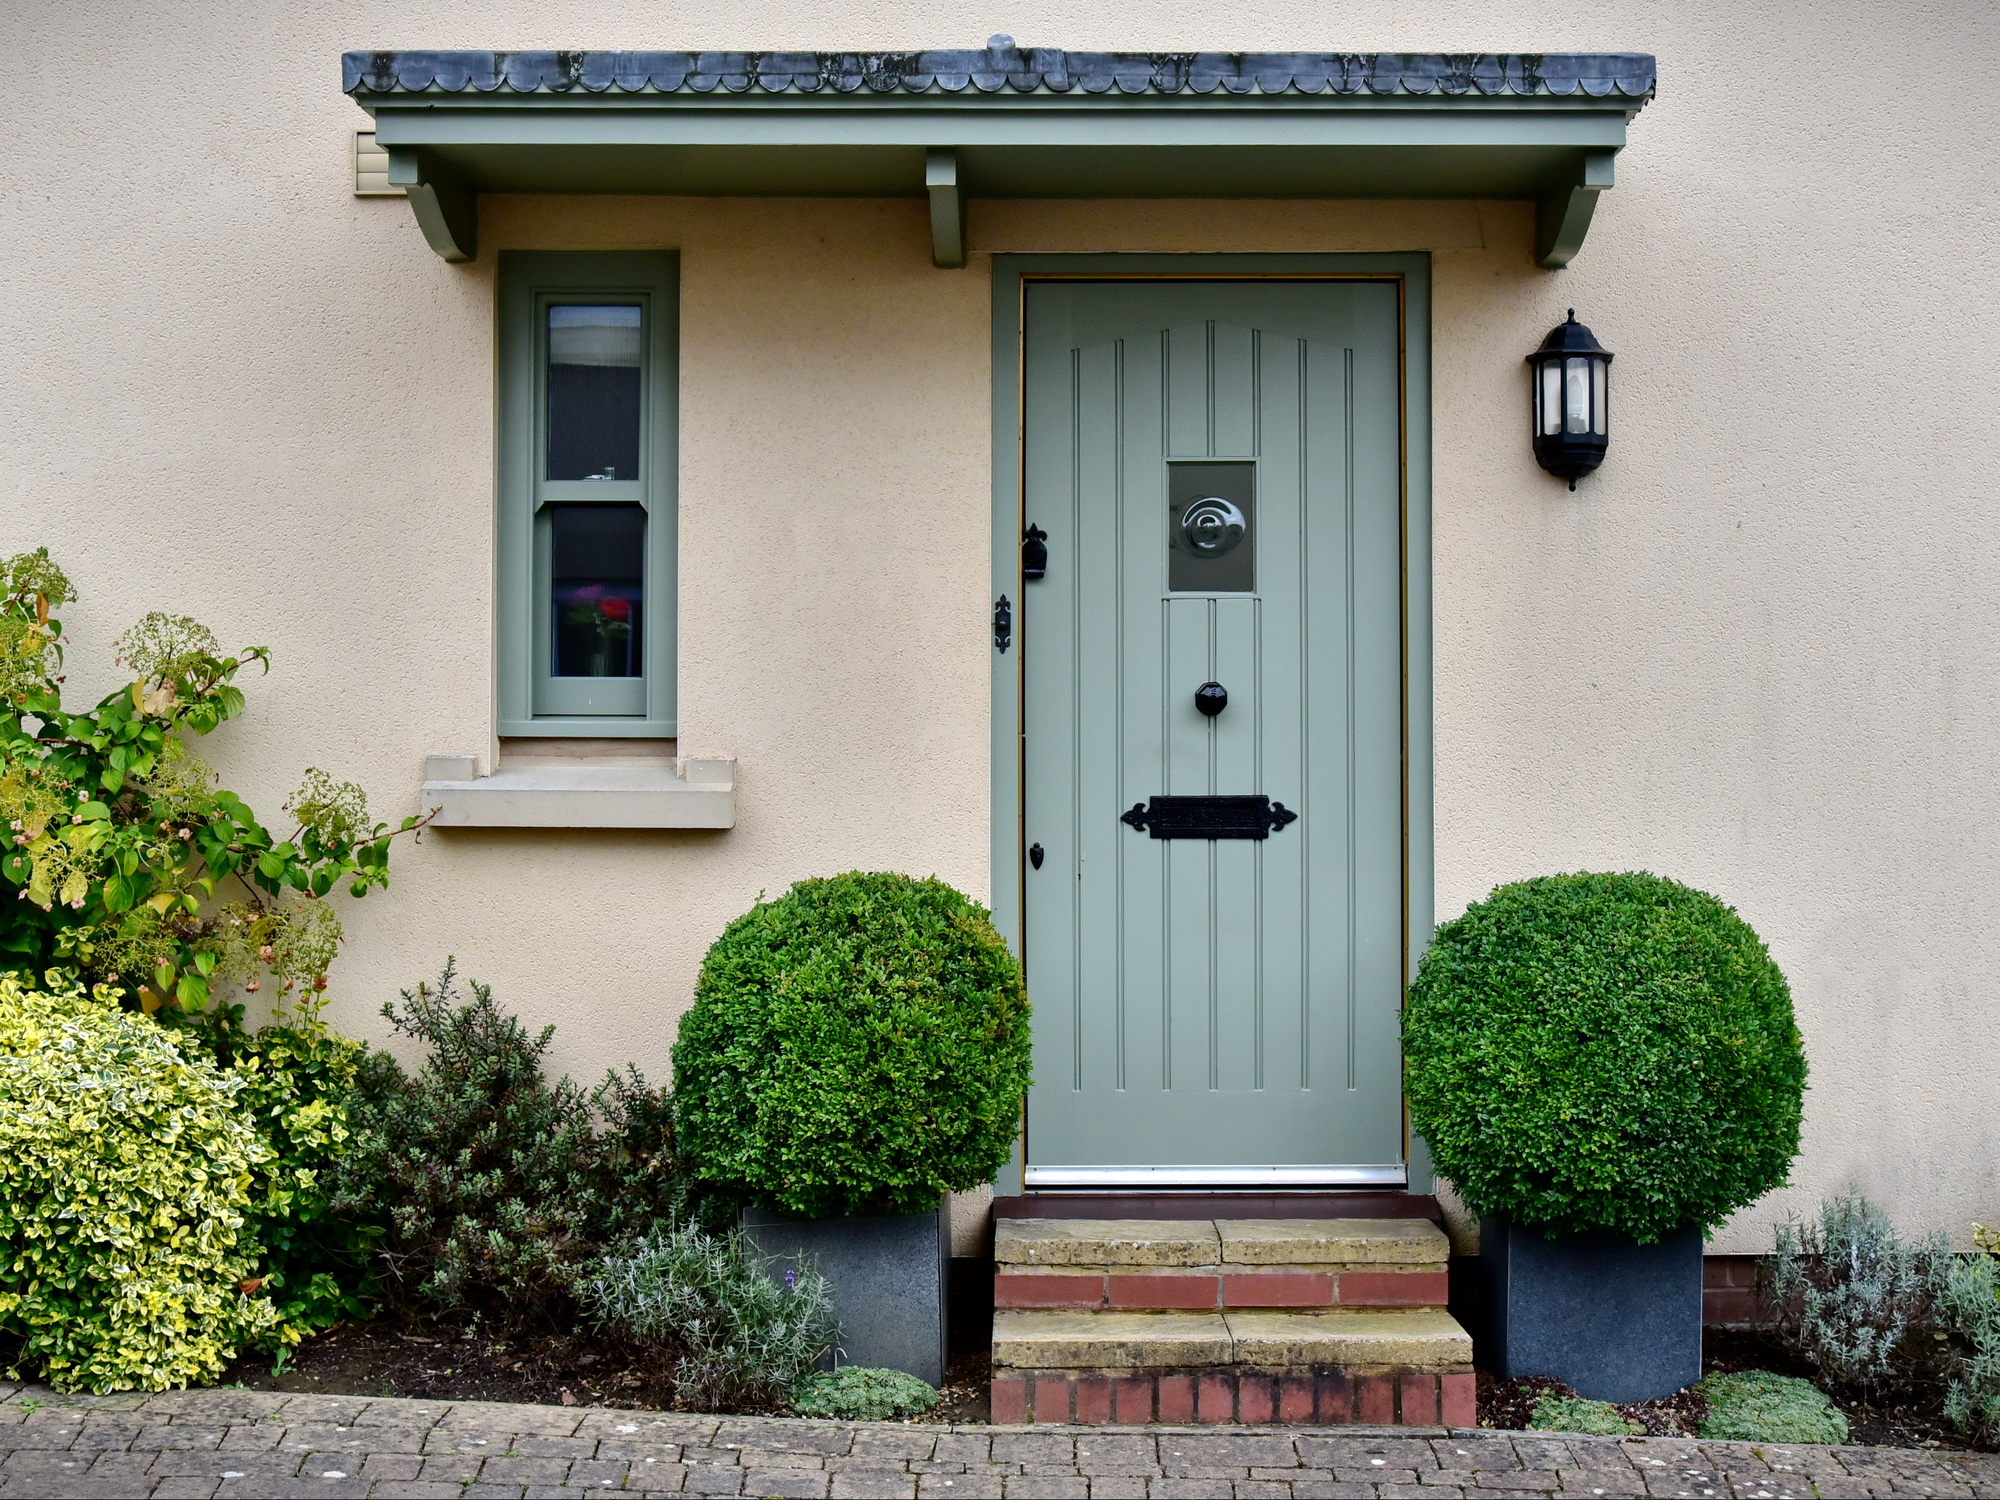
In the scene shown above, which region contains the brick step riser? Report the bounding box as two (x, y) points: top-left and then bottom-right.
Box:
(991, 1367), (1477, 1426)
(995, 1269), (1447, 1312)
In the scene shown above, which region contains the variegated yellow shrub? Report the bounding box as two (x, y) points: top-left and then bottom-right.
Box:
(0, 973), (278, 1391)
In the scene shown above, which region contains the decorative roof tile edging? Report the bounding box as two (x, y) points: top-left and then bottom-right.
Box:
(347, 43), (1655, 268)
(342, 47), (1656, 101)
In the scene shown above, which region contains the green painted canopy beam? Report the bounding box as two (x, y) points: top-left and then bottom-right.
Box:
(347, 49), (1653, 270)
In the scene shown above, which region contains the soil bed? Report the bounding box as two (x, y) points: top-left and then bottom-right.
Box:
(1478, 1327), (1982, 1451)
(220, 1323), (991, 1424)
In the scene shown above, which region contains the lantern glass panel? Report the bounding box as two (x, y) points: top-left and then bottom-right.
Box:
(1540, 361), (1562, 435)
(1564, 357), (1591, 435)
(1592, 359), (1608, 436)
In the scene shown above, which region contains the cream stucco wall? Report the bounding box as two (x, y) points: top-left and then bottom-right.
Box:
(7, 0), (1999, 1256)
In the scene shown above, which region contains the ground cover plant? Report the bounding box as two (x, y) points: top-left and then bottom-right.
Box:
(1403, 871), (1806, 1242)
(792, 1366), (939, 1420)
(1527, 1391), (1641, 1436)
(673, 872), (1031, 1218)
(1698, 1369), (1850, 1443)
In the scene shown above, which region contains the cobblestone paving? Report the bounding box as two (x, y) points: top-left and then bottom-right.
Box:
(1, 1382), (1995, 1500)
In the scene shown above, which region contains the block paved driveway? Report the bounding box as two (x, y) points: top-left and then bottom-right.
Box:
(0, 1382), (1992, 1499)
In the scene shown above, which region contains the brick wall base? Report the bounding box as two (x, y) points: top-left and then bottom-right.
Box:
(990, 1367), (1475, 1427)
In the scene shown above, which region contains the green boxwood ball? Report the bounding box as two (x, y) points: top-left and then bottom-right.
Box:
(673, 872), (1032, 1219)
(1403, 872), (1805, 1242)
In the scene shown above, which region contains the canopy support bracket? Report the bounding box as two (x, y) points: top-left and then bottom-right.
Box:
(1537, 148), (1617, 270)
(926, 147), (965, 269)
(388, 147), (478, 263)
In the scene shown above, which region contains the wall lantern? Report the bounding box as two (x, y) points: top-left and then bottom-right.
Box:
(1527, 310), (1613, 489)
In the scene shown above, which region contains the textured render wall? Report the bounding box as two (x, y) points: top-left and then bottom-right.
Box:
(6, 0), (1999, 1255)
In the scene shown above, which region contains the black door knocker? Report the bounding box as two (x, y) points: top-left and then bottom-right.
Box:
(1195, 681), (1228, 717)
(1028, 842), (1044, 869)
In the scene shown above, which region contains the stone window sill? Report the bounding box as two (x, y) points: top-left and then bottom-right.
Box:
(420, 753), (734, 829)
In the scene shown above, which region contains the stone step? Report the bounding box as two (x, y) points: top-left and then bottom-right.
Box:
(991, 1308), (1472, 1372)
(993, 1217), (1450, 1311)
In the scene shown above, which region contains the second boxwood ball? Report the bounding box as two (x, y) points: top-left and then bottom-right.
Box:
(1403, 871), (1806, 1243)
(673, 872), (1031, 1219)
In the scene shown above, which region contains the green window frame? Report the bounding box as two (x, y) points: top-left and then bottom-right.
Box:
(497, 251), (678, 737)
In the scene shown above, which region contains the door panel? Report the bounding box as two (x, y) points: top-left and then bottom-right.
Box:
(1020, 279), (1405, 1182)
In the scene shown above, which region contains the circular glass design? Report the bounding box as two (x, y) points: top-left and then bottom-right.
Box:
(1179, 496), (1248, 558)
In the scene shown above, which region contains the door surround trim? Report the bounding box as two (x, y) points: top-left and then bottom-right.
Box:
(988, 254), (1434, 1194)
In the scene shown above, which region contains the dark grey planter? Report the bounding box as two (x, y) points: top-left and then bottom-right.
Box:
(740, 1205), (948, 1386)
(1479, 1215), (1702, 1402)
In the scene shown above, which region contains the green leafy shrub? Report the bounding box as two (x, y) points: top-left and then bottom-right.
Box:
(0, 973), (278, 1391)
(1403, 872), (1805, 1242)
(1527, 1392), (1641, 1436)
(0, 548), (427, 1015)
(1765, 1190), (1949, 1395)
(332, 961), (676, 1321)
(217, 1005), (383, 1338)
(1942, 1228), (2000, 1440)
(792, 1366), (939, 1421)
(1697, 1370), (1849, 1443)
(584, 1222), (838, 1410)
(673, 872), (1031, 1218)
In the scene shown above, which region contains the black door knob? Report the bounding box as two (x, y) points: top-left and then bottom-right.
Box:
(1195, 682), (1228, 717)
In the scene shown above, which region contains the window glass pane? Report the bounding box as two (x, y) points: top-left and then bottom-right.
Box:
(551, 503), (644, 678)
(547, 304), (642, 481)
(1592, 358), (1608, 435)
(1540, 362), (1561, 436)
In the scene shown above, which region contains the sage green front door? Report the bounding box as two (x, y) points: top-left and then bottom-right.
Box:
(1020, 278), (1406, 1186)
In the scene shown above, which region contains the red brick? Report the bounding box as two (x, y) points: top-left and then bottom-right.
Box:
(1237, 1375), (1276, 1424)
(1278, 1375), (1317, 1423)
(1399, 1372), (1439, 1426)
(1356, 1373), (1395, 1425)
(1338, 1271), (1449, 1307)
(1316, 1371), (1353, 1423)
(1156, 1374), (1195, 1423)
(1441, 1371), (1477, 1429)
(1074, 1376), (1112, 1425)
(1196, 1374), (1234, 1423)
(990, 1374), (1029, 1424)
(1111, 1375), (1153, 1424)
(1221, 1272), (1334, 1307)
(1032, 1374), (1073, 1422)
(994, 1273), (1105, 1309)
(1107, 1274), (1219, 1309)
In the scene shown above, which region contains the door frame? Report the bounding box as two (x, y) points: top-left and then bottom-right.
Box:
(988, 253), (1434, 1194)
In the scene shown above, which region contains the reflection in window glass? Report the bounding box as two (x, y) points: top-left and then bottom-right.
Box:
(547, 305), (642, 481)
(551, 504), (644, 678)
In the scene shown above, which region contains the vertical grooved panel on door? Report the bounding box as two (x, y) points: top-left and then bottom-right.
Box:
(1022, 278), (1404, 1180)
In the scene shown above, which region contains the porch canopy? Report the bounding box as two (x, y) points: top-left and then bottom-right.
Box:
(342, 45), (1656, 269)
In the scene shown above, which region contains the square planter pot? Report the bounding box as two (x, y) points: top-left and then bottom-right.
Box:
(740, 1205), (948, 1386)
(1479, 1215), (1702, 1403)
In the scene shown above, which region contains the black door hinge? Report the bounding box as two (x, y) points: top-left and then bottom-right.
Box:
(1022, 524), (1049, 581)
(994, 594), (1012, 653)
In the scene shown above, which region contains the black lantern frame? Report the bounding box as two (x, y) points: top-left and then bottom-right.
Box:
(1527, 310), (1613, 489)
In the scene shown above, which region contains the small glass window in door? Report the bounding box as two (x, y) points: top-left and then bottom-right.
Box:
(1167, 462), (1255, 593)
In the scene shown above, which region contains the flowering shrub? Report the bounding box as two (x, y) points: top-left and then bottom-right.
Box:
(0, 973), (278, 1391)
(0, 548), (427, 1017)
